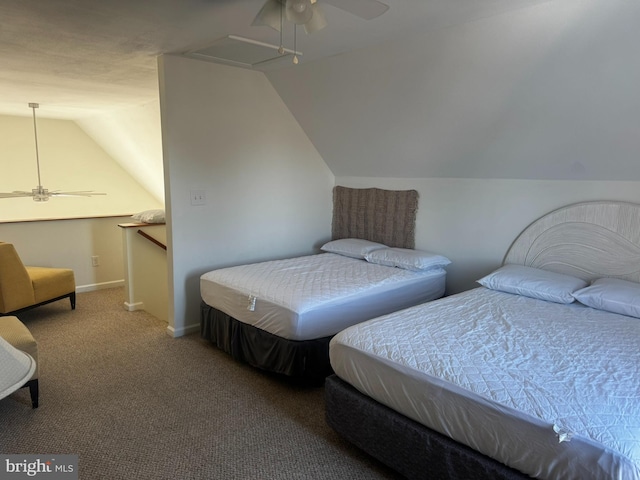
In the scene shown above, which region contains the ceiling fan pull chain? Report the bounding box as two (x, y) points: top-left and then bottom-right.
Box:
(278, 0), (285, 54)
(293, 24), (299, 64)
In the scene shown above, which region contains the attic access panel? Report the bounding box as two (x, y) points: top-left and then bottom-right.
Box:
(183, 35), (300, 68)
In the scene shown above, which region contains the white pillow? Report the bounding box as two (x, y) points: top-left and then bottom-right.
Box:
(572, 278), (640, 318)
(477, 264), (587, 304)
(131, 209), (165, 224)
(321, 238), (387, 259)
(364, 247), (451, 271)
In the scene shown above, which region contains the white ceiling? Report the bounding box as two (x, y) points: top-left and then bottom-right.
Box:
(0, 0), (548, 120)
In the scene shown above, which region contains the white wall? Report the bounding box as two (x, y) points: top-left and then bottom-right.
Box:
(0, 114), (163, 221)
(338, 177), (640, 294)
(0, 216), (130, 291)
(158, 54), (334, 337)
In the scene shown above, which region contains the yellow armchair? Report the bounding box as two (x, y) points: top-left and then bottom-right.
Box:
(0, 242), (75, 315)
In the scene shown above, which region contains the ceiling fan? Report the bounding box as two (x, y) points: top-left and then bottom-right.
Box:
(252, 0), (390, 35)
(0, 103), (106, 202)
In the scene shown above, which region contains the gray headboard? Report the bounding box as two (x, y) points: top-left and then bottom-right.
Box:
(504, 201), (640, 282)
(331, 186), (419, 249)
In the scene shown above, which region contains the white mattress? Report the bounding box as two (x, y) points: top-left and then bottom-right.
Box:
(200, 252), (446, 341)
(330, 288), (640, 480)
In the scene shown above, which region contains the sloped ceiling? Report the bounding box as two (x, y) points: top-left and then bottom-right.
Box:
(267, 0), (640, 181)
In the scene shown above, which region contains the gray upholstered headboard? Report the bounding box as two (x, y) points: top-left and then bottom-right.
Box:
(331, 186), (419, 249)
(504, 201), (640, 282)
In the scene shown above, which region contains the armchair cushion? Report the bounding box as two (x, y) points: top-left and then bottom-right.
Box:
(27, 267), (75, 305)
(0, 242), (75, 315)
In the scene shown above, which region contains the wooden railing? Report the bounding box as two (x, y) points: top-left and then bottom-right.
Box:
(137, 229), (167, 250)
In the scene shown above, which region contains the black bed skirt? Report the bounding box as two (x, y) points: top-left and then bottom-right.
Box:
(200, 302), (333, 380)
(325, 375), (529, 480)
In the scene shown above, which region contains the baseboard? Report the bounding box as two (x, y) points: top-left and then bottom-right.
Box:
(166, 322), (200, 338)
(76, 280), (125, 293)
(123, 301), (144, 311)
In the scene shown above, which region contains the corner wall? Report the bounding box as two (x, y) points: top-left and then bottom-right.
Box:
(158, 54), (334, 337)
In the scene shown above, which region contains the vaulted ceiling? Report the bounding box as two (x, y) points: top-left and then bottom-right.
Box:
(3, 0), (638, 191)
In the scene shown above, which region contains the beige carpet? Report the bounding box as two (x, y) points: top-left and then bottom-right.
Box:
(0, 288), (400, 479)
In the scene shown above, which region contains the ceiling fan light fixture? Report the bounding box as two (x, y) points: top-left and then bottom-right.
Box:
(292, 1), (307, 13)
(32, 186), (50, 202)
(286, 0), (313, 25)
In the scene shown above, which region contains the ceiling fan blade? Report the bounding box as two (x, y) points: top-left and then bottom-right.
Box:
(252, 0), (283, 31)
(50, 191), (107, 197)
(322, 0), (389, 20)
(0, 192), (33, 198)
(304, 3), (328, 33)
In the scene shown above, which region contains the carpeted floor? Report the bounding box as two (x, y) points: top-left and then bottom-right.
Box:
(0, 288), (401, 479)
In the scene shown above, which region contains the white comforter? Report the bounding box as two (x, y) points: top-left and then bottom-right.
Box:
(330, 287), (640, 480)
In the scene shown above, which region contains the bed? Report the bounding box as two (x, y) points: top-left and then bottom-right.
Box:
(326, 200), (640, 480)
(200, 186), (449, 380)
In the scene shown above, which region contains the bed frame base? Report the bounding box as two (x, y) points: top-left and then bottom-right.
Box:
(325, 375), (528, 480)
(201, 302), (333, 381)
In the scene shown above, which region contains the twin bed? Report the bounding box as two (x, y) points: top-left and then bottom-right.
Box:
(326, 200), (640, 480)
(200, 186), (449, 379)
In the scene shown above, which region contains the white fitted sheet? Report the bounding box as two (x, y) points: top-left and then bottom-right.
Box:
(330, 288), (640, 480)
(200, 252), (446, 341)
